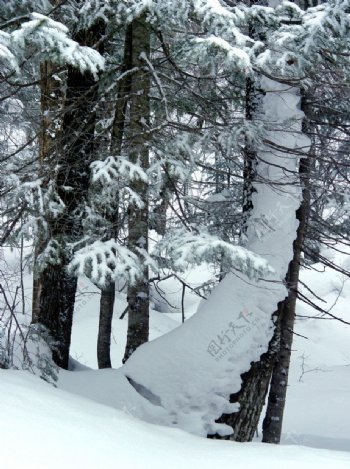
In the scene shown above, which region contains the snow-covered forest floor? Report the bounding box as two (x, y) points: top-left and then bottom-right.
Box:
(1, 245), (350, 468)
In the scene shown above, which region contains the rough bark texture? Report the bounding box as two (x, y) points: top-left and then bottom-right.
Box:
(123, 15), (151, 363)
(97, 282), (115, 368)
(151, 166), (173, 237)
(97, 24), (133, 369)
(32, 21), (104, 369)
(210, 338), (278, 441)
(262, 110), (312, 443)
(240, 76), (258, 237)
(32, 61), (64, 322)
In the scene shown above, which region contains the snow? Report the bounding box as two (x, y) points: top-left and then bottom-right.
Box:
(6, 13), (104, 78)
(111, 76), (310, 437)
(56, 247), (350, 453)
(68, 240), (143, 288)
(1, 243), (350, 467)
(1, 75), (315, 440)
(1, 370), (350, 469)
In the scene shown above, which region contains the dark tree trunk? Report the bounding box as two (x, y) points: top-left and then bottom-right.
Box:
(211, 334), (279, 441)
(32, 60), (64, 322)
(123, 14), (151, 363)
(240, 76), (258, 238)
(212, 118), (311, 442)
(97, 281), (115, 368)
(97, 24), (133, 368)
(262, 112), (312, 443)
(33, 264), (78, 368)
(32, 21), (104, 369)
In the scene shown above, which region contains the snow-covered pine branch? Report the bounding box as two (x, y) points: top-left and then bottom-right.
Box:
(154, 229), (274, 280)
(91, 156), (148, 185)
(192, 36), (251, 74)
(90, 156), (149, 209)
(1, 13), (104, 77)
(256, 0), (350, 80)
(68, 240), (146, 288)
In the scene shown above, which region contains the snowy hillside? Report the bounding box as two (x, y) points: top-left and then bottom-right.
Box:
(1, 247), (349, 467)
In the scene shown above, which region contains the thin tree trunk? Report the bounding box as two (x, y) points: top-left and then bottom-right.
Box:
(240, 76), (258, 239)
(32, 21), (104, 369)
(97, 24), (133, 368)
(123, 14), (151, 363)
(262, 110), (312, 443)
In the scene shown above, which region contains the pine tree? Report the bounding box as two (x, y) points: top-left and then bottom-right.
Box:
(31, 10), (105, 369)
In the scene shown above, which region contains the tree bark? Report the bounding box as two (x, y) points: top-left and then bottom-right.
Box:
(123, 14), (151, 363)
(97, 24), (133, 369)
(97, 281), (115, 368)
(210, 67), (278, 441)
(32, 20), (104, 369)
(32, 60), (64, 322)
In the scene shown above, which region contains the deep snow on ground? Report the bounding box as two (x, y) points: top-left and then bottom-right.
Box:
(1, 246), (350, 467)
(67, 252), (350, 451)
(1, 370), (350, 469)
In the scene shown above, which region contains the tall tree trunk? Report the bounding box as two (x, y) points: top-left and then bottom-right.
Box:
(32, 60), (64, 322)
(262, 106), (312, 443)
(211, 60), (278, 442)
(97, 24), (133, 369)
(123, 14), (151, 363)
(32, 21), (104, 369)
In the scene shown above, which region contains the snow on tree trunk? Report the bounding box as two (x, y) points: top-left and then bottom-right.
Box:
(262, 103), (312, 443)
(120, 74), (310, 437)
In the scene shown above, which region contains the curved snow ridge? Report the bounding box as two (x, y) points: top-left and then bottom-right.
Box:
(121, 77), (310, 437)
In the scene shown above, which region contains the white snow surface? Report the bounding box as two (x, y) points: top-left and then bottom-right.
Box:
(1, 244), (349, 467)
(1, 369), (350, 469)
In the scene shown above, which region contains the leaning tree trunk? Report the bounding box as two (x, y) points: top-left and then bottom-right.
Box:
(32, 21), (104, 369)
(211, 58), (278, 443)
(97, 24), (133, 369)
(123, 14), (151, 363)
(262, 105), (312, 443)
(209, 79), (310, 441)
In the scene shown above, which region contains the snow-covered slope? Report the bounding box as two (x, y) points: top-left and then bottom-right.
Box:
(1, 245), (349, 467)
(67, 246), (350, 451)
(1, 370), (350, 469)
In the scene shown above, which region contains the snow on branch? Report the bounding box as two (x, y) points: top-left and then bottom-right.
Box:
(0, 30), (18, 71)
(154, 229), (274, 280)
(193, 35), (251, 73)
(91, 156), (148, 185)
(1, 13), (104, 77)
(68, 240), (145, 287)
(192, 0), (247, 44)
(256, 0), (350, 78)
